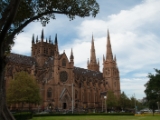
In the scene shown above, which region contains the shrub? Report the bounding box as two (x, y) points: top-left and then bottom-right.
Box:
(13, 112), (33, 120)
(33, 113), (134, 117)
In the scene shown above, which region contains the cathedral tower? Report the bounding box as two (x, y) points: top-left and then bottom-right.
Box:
(87, 35), (99, 71)
(103, 30), (120, 97)
(31, 30), (59, 67)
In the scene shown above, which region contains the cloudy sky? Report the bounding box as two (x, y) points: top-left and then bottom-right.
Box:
(12, 0), (160, 99)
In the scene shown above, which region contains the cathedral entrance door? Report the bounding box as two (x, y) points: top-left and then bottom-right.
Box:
(63, 103), (67, 109)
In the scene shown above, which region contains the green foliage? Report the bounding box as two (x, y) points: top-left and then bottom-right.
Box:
(144, 69), (160, 113)
(0, 0), (99, 55)
(7, 71), (41, 105)
(33, 113), (134, 117)
(118, 92), (131, 109)
(106, 90), (118, 108)
(31, 115), (160, 120)
(13, 0), (99, 27)
(13, 112), (33, 120)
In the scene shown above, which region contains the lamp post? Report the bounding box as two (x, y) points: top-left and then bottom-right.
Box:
(102, 97), (103, 112)
(94, 90), (95, 113)
(157, 102), (159, 114)
(72, 83), (74, 114)
(134, 93), (137, 114)
(104, 96), (107, 113)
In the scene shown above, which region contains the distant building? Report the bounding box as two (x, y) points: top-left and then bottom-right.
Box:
(5, 30), (121, 111)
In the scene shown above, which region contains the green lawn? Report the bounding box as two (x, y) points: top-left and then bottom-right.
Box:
(31, 115), (160, 120)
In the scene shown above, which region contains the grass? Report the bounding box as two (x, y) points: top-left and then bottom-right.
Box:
(31, 115), (160, 120)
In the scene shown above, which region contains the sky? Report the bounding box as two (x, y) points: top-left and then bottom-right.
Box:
(11, 0), (160, 100)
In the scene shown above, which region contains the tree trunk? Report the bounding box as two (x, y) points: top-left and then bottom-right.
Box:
(0, 0), (21, 119)
(0, 54), (15, 120)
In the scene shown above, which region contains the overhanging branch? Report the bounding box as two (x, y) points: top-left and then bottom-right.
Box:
(6, 10), (67, 46)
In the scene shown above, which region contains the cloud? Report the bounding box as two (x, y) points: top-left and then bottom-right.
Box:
(12, 22), (44, 54)
(133, 73), (148, 78)
(61, 0), (160, 98)
(121, 78), (147, 99)
(107, 0), (160, 33)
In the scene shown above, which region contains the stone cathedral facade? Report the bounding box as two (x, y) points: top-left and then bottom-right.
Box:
(5, 30), (120, 111)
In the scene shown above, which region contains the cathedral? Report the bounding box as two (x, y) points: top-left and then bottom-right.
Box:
(5, 30), (121, 111)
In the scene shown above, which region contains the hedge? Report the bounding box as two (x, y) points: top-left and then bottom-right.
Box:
(33, 113), (134, 117)
(13, 112), (33, 120)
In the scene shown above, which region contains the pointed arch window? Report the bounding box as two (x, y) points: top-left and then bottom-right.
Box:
(44, 48), (46, 54)
(75, 90), (78, 99)
(114, 82), (116, 87)
(82, 93), (84, 102)
(62, 59), (66, 66)
(47, 88), (52, 98)
(46, 49), (48, 54)
(88, 92), (91, 101)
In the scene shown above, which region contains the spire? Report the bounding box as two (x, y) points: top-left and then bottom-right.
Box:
(70, 48), (74, 61)
(90, 34), (96, 63)
(55, 34), (58, 44)
(87, 34), (99, 71)
(36, 35), (38, 43)
(87, 58), (89, 66)
(114, 55), (116, 62)
(106, 29), (113, 60)
(49, 36), (51, 43)
(55, 34), (59, 52)
(32, 34), (35, 44)
(114, 55), (118, 69)
(46, 38), (48, 43)
(41, 29), (44, 42)
(97, 58), (99, 66)
(103, 54), (105, 62)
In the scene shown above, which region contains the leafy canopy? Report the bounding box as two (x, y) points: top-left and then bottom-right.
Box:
(0, 0), (99, 53)
(106, 90), (118, 108)
(144, 69), (160, 111)
(7, 71), (41, 105)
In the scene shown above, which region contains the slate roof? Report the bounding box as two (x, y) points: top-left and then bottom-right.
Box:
(7, 53), (103, 80)
(7, 53), (36, 66)
(74, 67), (103, 79)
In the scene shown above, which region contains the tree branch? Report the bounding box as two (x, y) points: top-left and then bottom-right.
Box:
(0, 0), (21, 47)
(0, 0), (17, 29)
(6, 10), (67, 46)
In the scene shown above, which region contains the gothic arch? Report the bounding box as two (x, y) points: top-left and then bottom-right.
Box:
(62, 94), (69, 102)
(75, 90), (78, 99)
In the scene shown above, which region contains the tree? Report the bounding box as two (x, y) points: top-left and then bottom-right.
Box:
(106, 90), (118, 111)
(0, 0), (99, 119)
(118, 92), (130, 111)
(6, 71), (41, 109)
(144, 69), (160, 115)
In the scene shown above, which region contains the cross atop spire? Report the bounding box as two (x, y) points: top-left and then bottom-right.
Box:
(106, 29), (113, 60)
